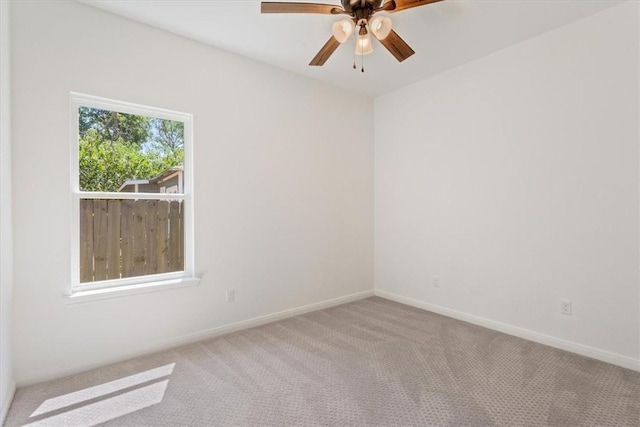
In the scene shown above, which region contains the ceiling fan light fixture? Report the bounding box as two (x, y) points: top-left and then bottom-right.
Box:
(332, 19), (355, 43)
(355, 33), (373, 56)
(370, 16), (392, 40)
(261, 0), (432, 68)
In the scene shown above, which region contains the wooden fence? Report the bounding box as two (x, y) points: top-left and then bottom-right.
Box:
(80, 199), (184, 283)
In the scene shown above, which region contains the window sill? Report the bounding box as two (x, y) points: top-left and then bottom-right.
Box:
(65, 277), (200, 304)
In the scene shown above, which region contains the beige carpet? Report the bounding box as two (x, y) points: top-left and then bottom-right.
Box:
(5, 297), (640, 426)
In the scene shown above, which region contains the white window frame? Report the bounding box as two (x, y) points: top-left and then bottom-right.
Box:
(69, 93), (196, 299)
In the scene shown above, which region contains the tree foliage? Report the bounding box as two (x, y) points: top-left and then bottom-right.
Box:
(79, 107), (151, 147)
(78, 107), (184, 192)
(151, 118), (184, 156)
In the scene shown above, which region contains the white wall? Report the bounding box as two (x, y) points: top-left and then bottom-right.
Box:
(375, 2), (640, 368)
(11, 0), (373, 385)
(0, 0), (15, 422)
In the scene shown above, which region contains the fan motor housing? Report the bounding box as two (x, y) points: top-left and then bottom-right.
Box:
(341, 0), (384, 13)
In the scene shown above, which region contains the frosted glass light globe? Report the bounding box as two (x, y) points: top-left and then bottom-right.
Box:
(332, 19), (355, 44)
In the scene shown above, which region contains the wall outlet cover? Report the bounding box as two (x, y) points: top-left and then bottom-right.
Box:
(560, 300), (572, 316)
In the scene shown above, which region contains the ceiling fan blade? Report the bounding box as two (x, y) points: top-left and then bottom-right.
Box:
(309, 36), (341, 66)
(377, 0), (396, 12)
(379, 30), (415, 62)
(261, 2), (344, 14)
(386, 0), (444, 13)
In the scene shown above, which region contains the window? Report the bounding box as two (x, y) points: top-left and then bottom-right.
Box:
(70, 93), (195, 297)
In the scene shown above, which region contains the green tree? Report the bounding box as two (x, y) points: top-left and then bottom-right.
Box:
(151, 118), (184, 156)
(79, 130), (180, 192)
(78, 107), (185, 192)
(79, 107), (151, 147)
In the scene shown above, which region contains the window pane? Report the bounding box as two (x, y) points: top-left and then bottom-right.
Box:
(79, 199), (185, 283)
(79, 107), (185, 194)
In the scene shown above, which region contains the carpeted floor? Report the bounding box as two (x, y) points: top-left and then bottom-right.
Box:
(5, 297), (640, 426)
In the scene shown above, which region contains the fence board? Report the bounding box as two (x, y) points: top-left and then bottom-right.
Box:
(93, 200), (109, 281)
(106, 200), (121, 280)
(80, 200), (94, 283)
(157, 200), (169, 274)
(178, 202), (184, 270)
(120, 200), (135, 278)
(168, 201), (180, 272)
(145, 200), (158, 275)
(133, 201), (147, 277)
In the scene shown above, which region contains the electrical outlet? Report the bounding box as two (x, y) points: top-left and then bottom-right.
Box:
(433, 276), (440, 288)
(226, 289), (235, 303)
(560, 300), (572, 316)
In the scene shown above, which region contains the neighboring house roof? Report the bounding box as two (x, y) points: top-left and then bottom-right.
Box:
(118, 166), (183, 192)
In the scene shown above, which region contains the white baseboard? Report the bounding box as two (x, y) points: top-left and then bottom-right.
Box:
(375, 290), (640, 372)
(18, 289), (375, 387)
(152, 289), (376, 351)
(1, 380), (16, 426)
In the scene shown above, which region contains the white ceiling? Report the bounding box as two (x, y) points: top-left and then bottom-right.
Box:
(78, 0), (624, 97)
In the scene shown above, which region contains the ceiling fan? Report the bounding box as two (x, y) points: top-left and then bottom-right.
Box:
(261, 0), (444, 70)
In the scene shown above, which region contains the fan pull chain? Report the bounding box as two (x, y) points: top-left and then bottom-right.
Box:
(353, 48), (357, 70)
(351, 23), (366, 74)
(360, 23), (366, 73)
(353, 24), (357, 70)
